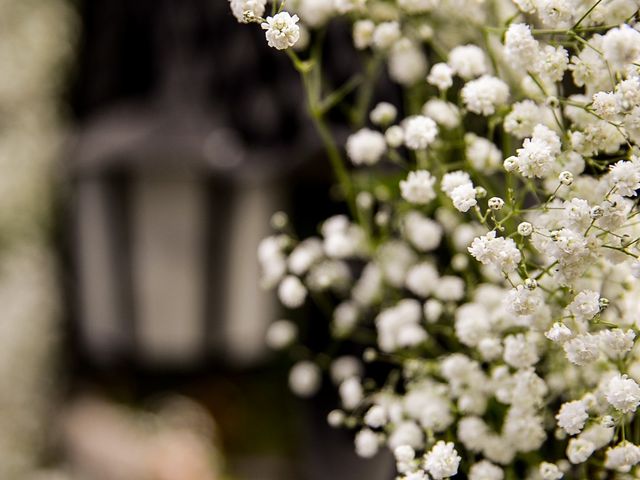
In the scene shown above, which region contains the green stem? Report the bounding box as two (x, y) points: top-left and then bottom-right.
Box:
(310, 111), (357, 217)
(572, 0), (604, 30)
(288, 36), (357, 217)
(352, 54), (384, 128)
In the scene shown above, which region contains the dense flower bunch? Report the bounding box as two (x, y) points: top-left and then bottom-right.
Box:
(232, 0), (640, 478)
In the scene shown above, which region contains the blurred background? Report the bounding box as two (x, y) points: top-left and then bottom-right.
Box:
(0, 0), (393, 478)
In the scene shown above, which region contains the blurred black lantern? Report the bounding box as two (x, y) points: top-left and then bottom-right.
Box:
(70, 107), (289, 367)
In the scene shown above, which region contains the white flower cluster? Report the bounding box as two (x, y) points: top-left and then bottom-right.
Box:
(236, 0), (640, 478)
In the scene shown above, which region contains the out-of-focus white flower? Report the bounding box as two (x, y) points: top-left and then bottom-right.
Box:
(423, 441), (461, 479)
(289, 361), (321, 397)
(400, 170), (437, 204)
(265, 320), (298, 349)
(229, 0), (267, 22)
(346, 128), (387, 165)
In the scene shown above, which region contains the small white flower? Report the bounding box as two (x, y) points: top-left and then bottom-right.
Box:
(265, 320), (298, 349)
(346, 128), (387, 165)
(278, 275), (308, 308)
(353, 20), (375, 49)
(605, 374), (640, 414)
(592, 91), (620, 120)
(608, 158), (640, 197)
(539, 462), (563, 480)
(389, 39), (428, 86)
(327, 409), (345, 427)
(406, 262), (439, 298)
(563, 333), (600, 365)
(441, 171), (471, 195)
(372, 21), (401, 50)
(229, 0), (267, 22)
(330, 356), (362, 384)
(424, 299), (443, 323)
(518, 221), (533, 236)
(461, 75), (509, 116)
(370, 102), (397, 126)
(556, 400), (588, 435)
(503, 332), (540, 368)
(261, 12), (301, 50)
(566, 438), (595, 464)
(602, 24), (640, 71)
(289, 361), (321, 397)
(488, 197), (504, 210)
(599, 329), (636, 359)
(427, 62), (454, 90)
(385, 125), (405, 147)
(513, 124), (562, 178)
(389, 421), (424, 450)
(400, 170), (437, 204)
(339, 376), (363, 410)
(559, 170), (574, 185)
(468, 230), (522, 273)
(398, 0), (439, 13)
(449, 44), (488, 80)
(403, 115), (439, 150)
(451, 182), (478, 212)
(502, 284), (543, 317)
(355, 429), (380, 458)
(469, 460), (503, 480)
(394, 445), (416, 463)
(403, 211), (443, 252)
(364, 405), (387, 428)
(434, 275), (465, 301)
(567, 290), (600, 320)
(424, 99), (461, 129)
(545, 322), (572, 343)
(333, 0), (366, 13)
(605, 441), (640, 472)
(423, 441), (461, 479)
(504, 23), (539, 68)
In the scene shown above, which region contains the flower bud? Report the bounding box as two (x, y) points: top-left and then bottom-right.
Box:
(385, 125), (404, 148)
(488, 197), (505, 210)
(370, 102), (397, 126)
(559, 171), (574, 186)
(363, 348), (377, 362)
(545, 96), (560, 108)
(271, 211), (289, 229)
(328, 410), (346, 427)
(601, 415), (615, 428)
(503, 156), (517, 172)
(518, 221), (533, 236)
(357, 191), (374, 210)
(589, 206), (604, 219)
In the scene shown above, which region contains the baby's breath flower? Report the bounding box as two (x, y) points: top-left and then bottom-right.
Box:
(423, 441), (461, 479)
(400, 170), (437, 204)
(403, 115), (439, 150)
(261, 12), (301, 50)
(370, 102), (397, 126)
(488, 197), (504, 210)
(559, 171), (574, 185)
(605, 374), (640, 414)
(539, 462), (563, 479)
(346, 128), (387, 165)
(518, 221), (533, 236)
